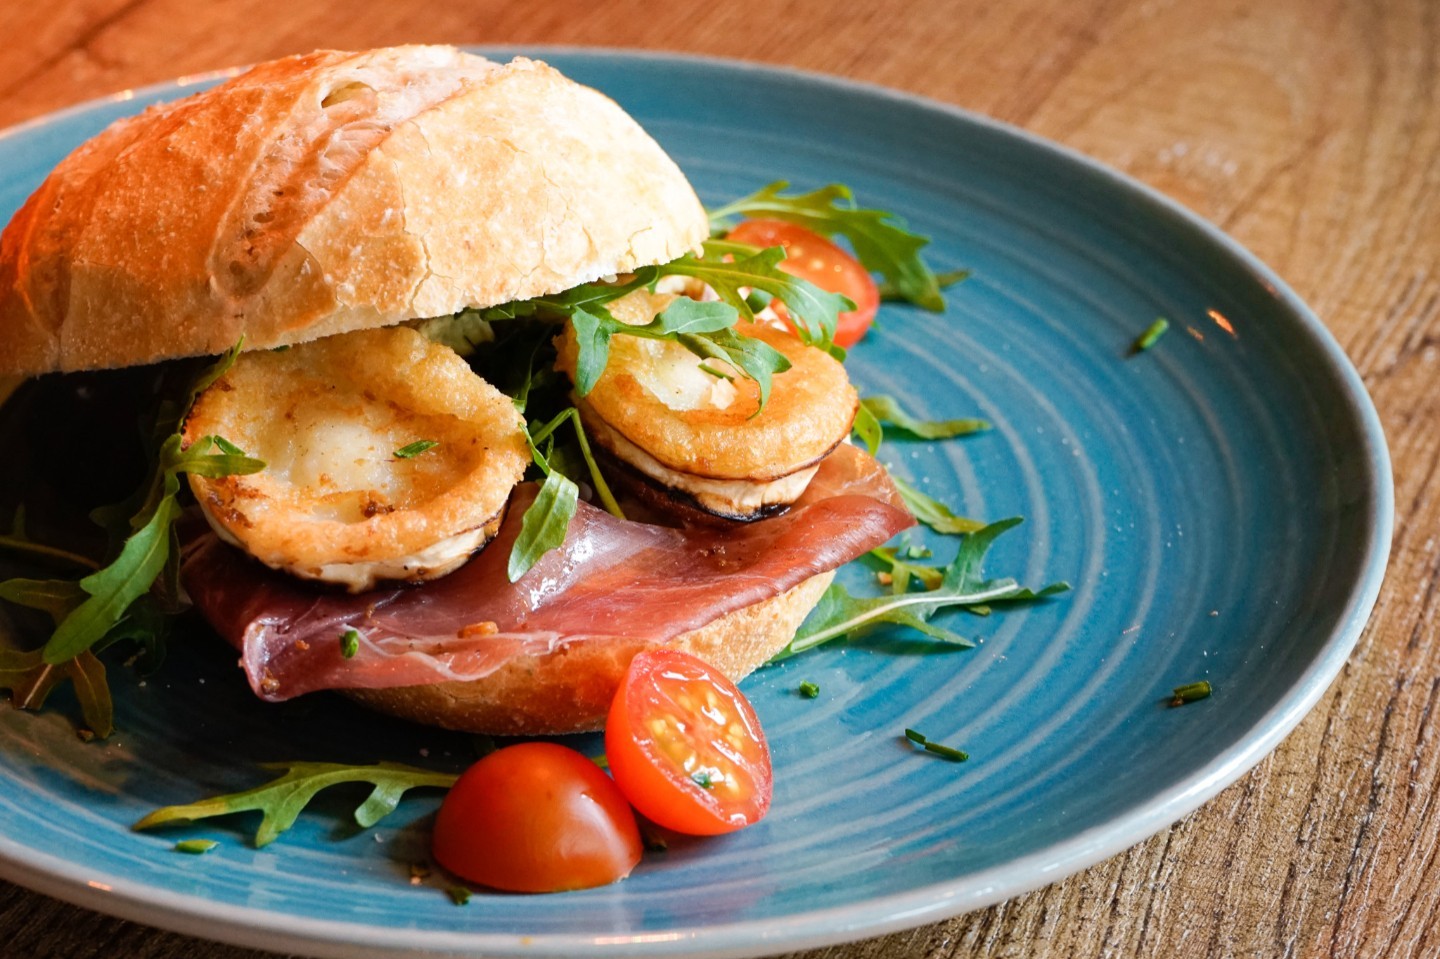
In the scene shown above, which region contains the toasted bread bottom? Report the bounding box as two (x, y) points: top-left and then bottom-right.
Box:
(343, 570), (833, 734)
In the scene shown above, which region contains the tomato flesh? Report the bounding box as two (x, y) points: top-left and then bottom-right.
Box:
(606, 649), (772, 836)
(431, 742), (642, 893)
(725, 218), (880, 348)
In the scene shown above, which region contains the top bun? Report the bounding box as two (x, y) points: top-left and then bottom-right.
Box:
(0, 46), (708, 375)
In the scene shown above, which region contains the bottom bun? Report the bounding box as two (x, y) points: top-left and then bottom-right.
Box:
(343, 571), (834, 735)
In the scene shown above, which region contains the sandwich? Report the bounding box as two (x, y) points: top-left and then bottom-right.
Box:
(0, 46), (915, 735)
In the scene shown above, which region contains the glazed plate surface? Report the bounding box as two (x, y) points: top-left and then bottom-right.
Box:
(0, 50), (1391, 958)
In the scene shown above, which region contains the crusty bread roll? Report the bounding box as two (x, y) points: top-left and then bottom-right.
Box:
(345, 572), (834, 735)
(0, 46), (707, 375)
(0, 46), (843, 736)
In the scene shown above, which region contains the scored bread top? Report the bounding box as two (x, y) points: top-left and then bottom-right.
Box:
(0, 46), (708, 375)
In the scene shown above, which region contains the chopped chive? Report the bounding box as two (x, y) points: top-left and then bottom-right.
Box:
(1131, 317), (1170, 354)
(904, 728), (968, 762)
(339, 628), (360, 659)
(798, 681), (820, 699)
(212, 436), (245, 456)
(691, 770), (715, 789)
(447, 886), (472, 906)
(394, 440), (440, 459)
(174, 839), (218, 855)
(924, 741), (969, 762)
(1170, 680), (1212, 706)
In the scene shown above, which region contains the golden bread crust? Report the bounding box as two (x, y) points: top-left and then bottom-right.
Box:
(343, 571), (834, 735)
(0, 46), (707, 375)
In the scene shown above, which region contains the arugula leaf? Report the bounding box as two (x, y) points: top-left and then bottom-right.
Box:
(39, 432), (262, 666)
(647, 297), (738, 335)
(672, 244), (850, 351)
(773, 518), (1068, 659)
(861, 395), (990, 440)
(44, 487), (180, 664)
(96, 596), (172, 672)
(132, 762), (457, 848)
(889, 474), (986, 535)
(708, 181), (946, 311)
(567, 296), (793, 410)
(880, 269), (971, 301)
(675, 326), (791, 410)
(851, 401), (883, 456)
(508, 470), (579, 583)
(413, 309), (496, 356)
(1, 348), (266, 683)
(566, 306), (618, 397)
(480, 264), (801, 410)
(869, 546), (943, 593)
(171, 435), (266, 478)
(0, 648), (113, 738)
(0, 578), (86, 622)
(0, 508), (98, 571)
(506, 407), (594, 583)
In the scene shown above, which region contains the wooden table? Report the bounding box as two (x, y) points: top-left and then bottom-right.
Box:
(0, 1), (1434, 956)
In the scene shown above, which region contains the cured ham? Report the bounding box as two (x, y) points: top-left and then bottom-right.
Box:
(182, 444), (913, 701)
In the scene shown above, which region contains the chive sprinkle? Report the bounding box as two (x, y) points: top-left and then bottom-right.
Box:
(447, 886), (472, 906)
(339, 628), (360, 659)
(1131, 317), (1170, 354)
(394, 440), (440, 459)
(691, 770), (715, 789)
(904, 728), (969, 762)
(924, 741), (970, 762)
(798, 681), (820, 699)
(174, 839), (218, 855)
(1170, 680), (1212, 707)
(212, 435), (245, 456)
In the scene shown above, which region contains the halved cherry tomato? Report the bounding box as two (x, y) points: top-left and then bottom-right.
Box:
(431, 742), (642, 893)
(726, 218), (880, 348)
(605, 649), (772, 836)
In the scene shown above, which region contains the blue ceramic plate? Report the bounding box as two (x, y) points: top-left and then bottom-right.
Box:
(0, 50), (1391, 958)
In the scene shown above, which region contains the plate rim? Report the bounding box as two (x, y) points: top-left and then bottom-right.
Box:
(0, 46), (1394, 959)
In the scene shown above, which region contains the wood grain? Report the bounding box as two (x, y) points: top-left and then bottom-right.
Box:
(0, 0), (1436, 956)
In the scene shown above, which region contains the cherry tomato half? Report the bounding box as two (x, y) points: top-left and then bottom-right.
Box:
(605, 649), (772, 836)
(432, 742), (642, 893)
(726, 218), (880, 348)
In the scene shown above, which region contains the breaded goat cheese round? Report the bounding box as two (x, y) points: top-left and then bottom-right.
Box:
(184, 326), (528, 592)
(556, 290), (858, 519)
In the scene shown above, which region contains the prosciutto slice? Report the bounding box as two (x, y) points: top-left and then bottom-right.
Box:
(182, 444), (913, 701)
